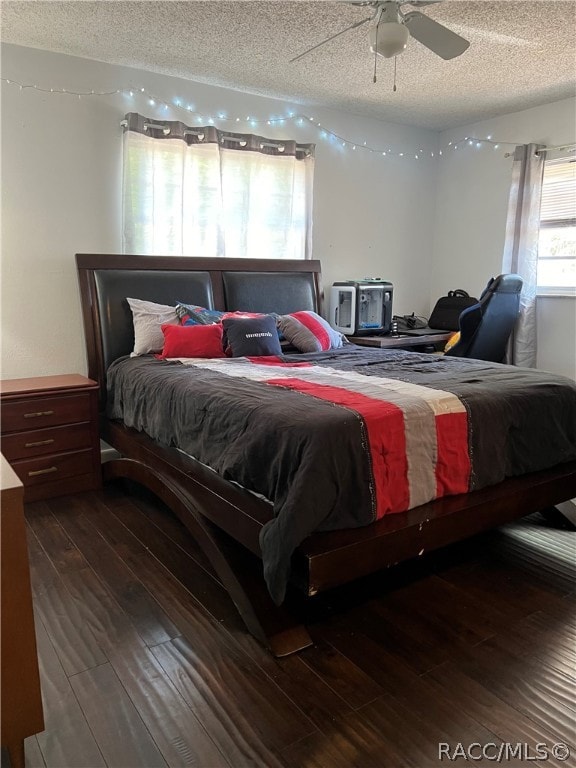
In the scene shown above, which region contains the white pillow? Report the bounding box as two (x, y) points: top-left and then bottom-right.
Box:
(127, 297), (179, 356)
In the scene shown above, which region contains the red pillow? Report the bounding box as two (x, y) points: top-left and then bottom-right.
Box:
(158, 323), (225, 359)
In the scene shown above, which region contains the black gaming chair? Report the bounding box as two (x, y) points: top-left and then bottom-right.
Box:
(444, 274), (523, 363)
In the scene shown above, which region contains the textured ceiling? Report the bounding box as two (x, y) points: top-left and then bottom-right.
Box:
(1, 0), (575, 130)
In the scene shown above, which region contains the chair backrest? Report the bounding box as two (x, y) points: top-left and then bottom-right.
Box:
(444, 274), (523, 363)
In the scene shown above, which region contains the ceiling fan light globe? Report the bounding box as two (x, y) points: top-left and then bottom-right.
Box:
(369, 22), (409, 58)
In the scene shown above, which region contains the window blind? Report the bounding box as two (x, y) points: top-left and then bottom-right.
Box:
(539, 157), (576, 224)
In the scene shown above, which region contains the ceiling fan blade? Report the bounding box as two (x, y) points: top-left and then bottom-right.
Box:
(403, 11), (470, 59)
(290, 15), (372, 63)
(404, 1), (443, 6)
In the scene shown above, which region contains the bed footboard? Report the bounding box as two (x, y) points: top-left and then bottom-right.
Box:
(102, 457), (313, 657)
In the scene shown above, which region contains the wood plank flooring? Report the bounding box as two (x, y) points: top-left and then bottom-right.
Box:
(15, 484), (576, 767)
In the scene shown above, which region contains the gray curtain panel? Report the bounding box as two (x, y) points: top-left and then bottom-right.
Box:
(501, 143), (545, 367)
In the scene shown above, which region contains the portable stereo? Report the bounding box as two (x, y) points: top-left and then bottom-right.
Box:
(330, 280), (393, 336)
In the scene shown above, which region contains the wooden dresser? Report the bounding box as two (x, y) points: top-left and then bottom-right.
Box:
(0, 374), (101, 502)
(1, 454), (44, 768)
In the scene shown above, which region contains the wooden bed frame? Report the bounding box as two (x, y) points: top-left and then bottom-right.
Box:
(77, 254), (576, 656)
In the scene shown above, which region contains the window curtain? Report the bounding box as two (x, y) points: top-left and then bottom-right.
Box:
(122, 112), (315, 258)
(501, 143), (545, 367)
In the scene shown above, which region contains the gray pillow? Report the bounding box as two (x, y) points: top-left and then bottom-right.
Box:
(277, 311), (344, 353)
(127, 298), (179, 356)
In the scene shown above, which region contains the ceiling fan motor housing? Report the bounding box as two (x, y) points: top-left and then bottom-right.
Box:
(370, 2), (410, 58)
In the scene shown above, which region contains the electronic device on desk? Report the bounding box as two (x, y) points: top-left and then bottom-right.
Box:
(391, 314), (429, 334)
(330, 279), (393, 335)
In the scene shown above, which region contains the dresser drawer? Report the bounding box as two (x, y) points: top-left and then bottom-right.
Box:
(1, 394), (91, 433)
(1, 422), (93, 461)
(11, 450), (95, 488)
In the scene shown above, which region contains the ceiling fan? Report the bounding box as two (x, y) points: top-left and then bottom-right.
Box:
(290, 1), (470, 63)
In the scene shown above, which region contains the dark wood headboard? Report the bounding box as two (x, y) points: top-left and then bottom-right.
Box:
(76, 254), (324, 401)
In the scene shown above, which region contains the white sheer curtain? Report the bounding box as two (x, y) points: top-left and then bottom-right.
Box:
(501, 143), (545, 367)
(122, 114), (314, 259)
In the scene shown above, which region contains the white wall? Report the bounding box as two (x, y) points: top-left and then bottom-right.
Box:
(432, 98), (576, 379)
(0, 43), (437, 379)
(2, 43), (573, 381)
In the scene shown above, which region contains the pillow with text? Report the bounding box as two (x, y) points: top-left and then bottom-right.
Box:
(222, 315), (282, 357)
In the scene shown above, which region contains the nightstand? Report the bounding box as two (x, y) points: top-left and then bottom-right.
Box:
(0, 374), (101, 502)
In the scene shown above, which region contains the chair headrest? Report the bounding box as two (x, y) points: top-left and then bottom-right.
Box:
(485, 273), (523, 295)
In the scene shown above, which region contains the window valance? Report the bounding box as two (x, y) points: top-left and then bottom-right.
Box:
(122, 112), (314, 160)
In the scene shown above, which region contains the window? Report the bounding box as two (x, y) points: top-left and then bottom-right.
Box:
(122, 114), (315, 259)
(537, 156), (576, 293)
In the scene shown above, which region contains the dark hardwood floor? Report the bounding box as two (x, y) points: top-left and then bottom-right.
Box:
(18, 483), (576, 767)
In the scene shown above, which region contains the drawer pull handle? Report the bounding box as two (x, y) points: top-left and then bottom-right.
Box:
(23, 410), (54, 418)
(28, 466), (58, 477)
(24, 439), (55, 448)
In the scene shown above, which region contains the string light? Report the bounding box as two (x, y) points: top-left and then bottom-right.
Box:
(1, 76), (521, 160)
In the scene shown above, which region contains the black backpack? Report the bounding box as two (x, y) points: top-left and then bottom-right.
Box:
(428, 289), (478, 331)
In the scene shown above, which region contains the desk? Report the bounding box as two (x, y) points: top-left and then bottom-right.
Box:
(348, 332), (452, 350)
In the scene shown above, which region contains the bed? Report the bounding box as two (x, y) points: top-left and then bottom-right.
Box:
(77, 253), (576, 656)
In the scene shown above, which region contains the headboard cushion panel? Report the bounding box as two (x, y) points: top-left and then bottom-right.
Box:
(222, 271), (318, 315)
(94, 269), (213, 371)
